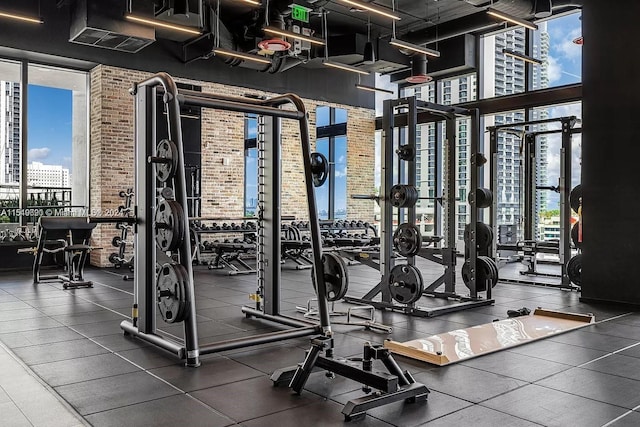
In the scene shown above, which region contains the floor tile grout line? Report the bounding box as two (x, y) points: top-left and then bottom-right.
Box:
(601, 402), (640, 427)
(577, 341), (640, 368)
(0, 383), (36, 427)
(61, 323), (238, 424)
(534, 382), (634, 412)
(0, 338), (90, 426)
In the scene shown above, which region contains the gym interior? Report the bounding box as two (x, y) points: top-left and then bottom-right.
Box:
(0, 0), (638, 425)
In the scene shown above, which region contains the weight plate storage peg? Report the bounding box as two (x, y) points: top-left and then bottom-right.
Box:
(310, 152), (330, 187)
(154, 200), (185, 252)
(388, 264), (424, 304)
(567, 254), (582, 286)
(570, 184), (582, 214)
(155, 139), (179, 183)
(393, 223), (422, 257)
(156, 262), (188, 323)
(389, 184), (419, 208)
(312, 252), (349, 302)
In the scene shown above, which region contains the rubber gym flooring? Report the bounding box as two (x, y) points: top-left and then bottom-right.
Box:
(0, 259), (639, 427)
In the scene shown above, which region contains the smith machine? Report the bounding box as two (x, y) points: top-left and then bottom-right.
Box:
(487, 116), (581, 288)
(119, 73), (429, 419)
(346, 97), (497, 317)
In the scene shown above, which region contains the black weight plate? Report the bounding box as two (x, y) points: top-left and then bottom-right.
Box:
(388, 264), (424, 304)
(154, 200), (185, 252)
(170, 262), (189, 323)
(156, 262), (188, 323)
(389, 184), (418, 208)
(567, 254), (582, 286)
(109, 252), (120, 266)
(571, 222), (582, 249)
(463, 222), (494, 251)
(397, 145), (415, 161)
(312, 252), (349, 302)
(461, 260), (471, 286)
(570, 184), (582, 214)
(310, 152), (329, 187)
(155, 139), (179, 183)
(393, 223), (422, 257)
(112, 236), (122, 247)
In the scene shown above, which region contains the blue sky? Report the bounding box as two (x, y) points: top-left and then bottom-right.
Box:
(27, 84), (73, 172)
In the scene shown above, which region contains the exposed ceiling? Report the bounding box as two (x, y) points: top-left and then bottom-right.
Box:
(5, 0), (582, 80)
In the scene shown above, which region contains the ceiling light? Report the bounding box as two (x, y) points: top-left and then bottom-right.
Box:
(240, 0), (261, 5)
(336, 0), (401, 21)
(405, 54), (433, 84)
(263, 26), (325, 45)
(125, 14), (201, 35)
(356, 84), (394, 94)
(502, 48), (543, 65)
(323, 60), (370, 75)
(213, 48), (272, 64)
(0, 10), (43, 24)
(390, 38), (440, 58)
(486, 7), (538, 31)
(533, 0), (552, 19)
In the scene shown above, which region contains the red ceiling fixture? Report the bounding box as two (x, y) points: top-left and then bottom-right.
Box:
(405, 54), (432, 84)
(258, 38), (291, 52)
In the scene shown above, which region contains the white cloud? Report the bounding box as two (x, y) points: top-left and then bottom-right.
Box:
(28, 147), (50, 160)
(335, 166), (347, 178)
(547, 55), (563, 84)
(555, 27), (582, 62)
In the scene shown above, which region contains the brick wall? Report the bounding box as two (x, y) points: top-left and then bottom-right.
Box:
(89, 65), (375, 266)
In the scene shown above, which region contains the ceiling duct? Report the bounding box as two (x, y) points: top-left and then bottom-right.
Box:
(154, 0), (203, 42)
(70, 0), (156, 53)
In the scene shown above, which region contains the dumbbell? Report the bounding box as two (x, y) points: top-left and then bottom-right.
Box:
(233, 238), (243, 243)
(222, 223), (230, 230)
(356, 220), (364, 227)
(350, 220), (357, 227)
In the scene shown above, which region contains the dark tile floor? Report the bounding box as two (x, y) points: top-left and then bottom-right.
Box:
(0, 260), (639, 427)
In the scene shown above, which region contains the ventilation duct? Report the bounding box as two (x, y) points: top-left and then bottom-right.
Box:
(70, 0), (156, 53)
(153, 0), (203, 42)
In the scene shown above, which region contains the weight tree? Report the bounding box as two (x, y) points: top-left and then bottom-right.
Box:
(487, 116), (581, 288)
(346, 96), (495, 317)
(120, 72), (325, 367)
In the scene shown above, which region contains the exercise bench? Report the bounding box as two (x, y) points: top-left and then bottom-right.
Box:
(31, 217), (97, 288)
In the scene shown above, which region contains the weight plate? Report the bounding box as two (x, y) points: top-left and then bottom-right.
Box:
(389, 184), (418, 208)
(312, 252), (349, 302)
(571, 222), (582, 249)
(155, 139), (179, 183)
(461, 260), (471, 285)
(397, 145), (415, 161)
(570, 184), (582, 214)
(463, 222), (493, 251)
(463, 256), (498, 291)
(469, 188), (493, 209)
(160, 186), (175, 200)
(154, 200), (185, 252)
(109, 252), (121, 266)
(567, 254), (582, 286)
(310, 152), (329, 187)
(393, 223), (422, 257)
(171, 262), (190, 323)
(156, 262), (188, 323)
(112, 236), (122, 247)
(388, 264), (424, 304)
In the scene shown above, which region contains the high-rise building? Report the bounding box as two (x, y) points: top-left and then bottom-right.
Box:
(0, 80), (21, 185)
(400, 25), (551, 245)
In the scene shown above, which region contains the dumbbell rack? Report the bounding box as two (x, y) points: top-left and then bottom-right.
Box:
(189, 218), (257, 267)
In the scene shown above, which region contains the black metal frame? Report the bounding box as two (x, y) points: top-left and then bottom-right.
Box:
(345, 97), (493, 317)
(487, 117), (580, 288)
(120, 73), (324, 367)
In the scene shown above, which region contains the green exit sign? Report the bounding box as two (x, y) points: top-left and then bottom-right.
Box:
(291, 4), (310, 23)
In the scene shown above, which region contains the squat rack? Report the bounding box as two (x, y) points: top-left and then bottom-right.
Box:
(487, 116), (580, 288)
(345, 96), (494, 317)
(120, 72), (326, 367)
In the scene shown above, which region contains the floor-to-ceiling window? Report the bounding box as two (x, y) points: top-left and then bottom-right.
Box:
(315, 106), (347, 220)
(0, 60), (88, 227)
